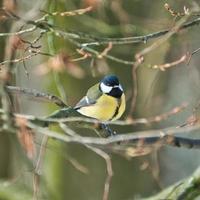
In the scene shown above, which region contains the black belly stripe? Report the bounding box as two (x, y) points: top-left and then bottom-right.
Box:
(109, 98), (121, 120)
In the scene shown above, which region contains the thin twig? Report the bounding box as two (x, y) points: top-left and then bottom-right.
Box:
(164, 3), (189, 17)
(59, 122), (80, 137)
(98, 42), (113, 58)
(191, 47), (200, 55)
(60, 36), (135, 65)
(34, 137), (89, 174)
(135, 14), (191, 60)
(0, 50), (40, 66)
(33, 135), (49, 200)
(50, 6), (93, 17)
(86, 145), (113, 200)
(128, 64), (138, 119)
(152, 53), (189, 71)
(35, 135), (49, 175)
(0, 6), (92, 37)
(0, 26), (37, 37)
(187, 47), (200, 64)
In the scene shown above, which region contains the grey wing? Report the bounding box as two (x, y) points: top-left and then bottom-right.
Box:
(74, 96), (96, 110)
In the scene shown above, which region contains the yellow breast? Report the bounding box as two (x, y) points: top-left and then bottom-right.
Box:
(112, 93), (125, 121)
(78, 93), (126, 121)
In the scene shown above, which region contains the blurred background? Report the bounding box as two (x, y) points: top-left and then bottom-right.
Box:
(1, 0), (200, 199)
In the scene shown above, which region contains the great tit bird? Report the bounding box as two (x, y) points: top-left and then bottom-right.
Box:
(74, 75), (126, 122)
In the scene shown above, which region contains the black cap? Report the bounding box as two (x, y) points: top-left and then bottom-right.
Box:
(101, 75), (119, 86)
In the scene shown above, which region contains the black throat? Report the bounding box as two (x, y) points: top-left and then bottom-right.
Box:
(108, 88), (122, 98)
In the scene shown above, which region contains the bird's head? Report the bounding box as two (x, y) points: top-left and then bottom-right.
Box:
(99, 75), (123, 98)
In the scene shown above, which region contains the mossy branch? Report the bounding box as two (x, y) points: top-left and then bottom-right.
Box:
(143, 166), (200, 200)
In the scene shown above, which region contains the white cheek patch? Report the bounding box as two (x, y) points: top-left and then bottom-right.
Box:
(100, 82), (112, 93)
(113, 84), (123, 91)
(119, 84), (123, 91)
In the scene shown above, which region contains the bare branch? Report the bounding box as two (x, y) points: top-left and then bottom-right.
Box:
(0, 26), (37, 37)
(6, 86), (67, 107)
(26, 121), (200, 149)
(80, 17), (200, 47)
(4, 101), (186, 128)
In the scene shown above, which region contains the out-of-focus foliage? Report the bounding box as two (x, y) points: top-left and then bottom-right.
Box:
(0, 0), (200, 200)
(0, 181), (32, 200)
